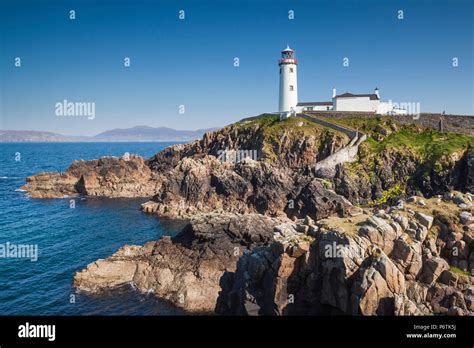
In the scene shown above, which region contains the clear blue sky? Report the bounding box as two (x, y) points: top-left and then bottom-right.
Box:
(0, 0), (472, 136)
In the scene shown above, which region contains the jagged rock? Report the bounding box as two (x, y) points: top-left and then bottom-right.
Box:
(420, 257), (450, 285)
(416, 225), (429, 242)
(454, 195), (471, 207)
(414, 212), (434, 230)
(460, 211), (472, 225)
(351, 266), (393, 315)
(303, 215), (314, 226)
(465, 287), (474, 310)
(22, 155), (159, 198)
(350, 250), (406, 316)
(370, 250), (406, 295)
(74, 213), (281, 312)
(439, 270), (459, 287)
(417, 200), (427, 207)
(447, 306), (464, 316)
(394, 215), (409, 230)
(144, 156), (353, 220)
(406, 280), (428, 305)
(394, 294), (423, 315)
(359, 217), (400, 255)
(390, 237), (423, 280)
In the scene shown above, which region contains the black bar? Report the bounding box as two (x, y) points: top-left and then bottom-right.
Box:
(0, 316), (472, 346)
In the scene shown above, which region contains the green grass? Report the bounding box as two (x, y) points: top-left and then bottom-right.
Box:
(450, 266), (471, 277)
(331, 116), (474, 205)
(317, 115), (386, 135)
(381, 129), (472, 159)
(321, 116), (473, 160)
(235, 114), (473, 175)
(368, 183), (404, 206)
(328, 116), (473, 171)
(236, 114), (280, 129)
(235, 114), (350, 164)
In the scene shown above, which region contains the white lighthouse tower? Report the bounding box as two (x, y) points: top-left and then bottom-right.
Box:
(278, 46), (298, 113)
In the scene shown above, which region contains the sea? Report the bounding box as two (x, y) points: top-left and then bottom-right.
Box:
(0, 142), (188, 315)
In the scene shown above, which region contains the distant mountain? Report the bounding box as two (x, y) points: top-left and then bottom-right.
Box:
(0, 130), (74, 142)
(0, 126), (218, 142)
(95, 126), (218, 141)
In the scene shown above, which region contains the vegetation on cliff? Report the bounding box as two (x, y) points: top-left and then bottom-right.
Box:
(330, 116), (474, 204)
(329, 116), (472, 163)
(235, 114), (349, 166)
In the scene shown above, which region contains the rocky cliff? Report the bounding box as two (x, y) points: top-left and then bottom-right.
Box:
(330, 117), (473, 204)
(21, 113), (474, 316)
(216, 194), (474, 316)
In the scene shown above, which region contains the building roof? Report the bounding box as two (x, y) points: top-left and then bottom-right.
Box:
(335, 92), (379, 100)
(297, 101), (333, 106)
(282, 45), (294, 52)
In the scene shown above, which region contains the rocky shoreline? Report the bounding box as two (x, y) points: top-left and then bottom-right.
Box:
(73, 212), (282, 312)
(21, 114), (474, 315)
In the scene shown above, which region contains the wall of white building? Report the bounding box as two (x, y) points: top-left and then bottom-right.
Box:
(334, 97), (379, 112)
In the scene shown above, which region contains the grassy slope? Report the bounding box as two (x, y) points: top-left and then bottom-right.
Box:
(316, 116), (473, 204)
(233, 115), (473, 199)
(322, 116), (473, 164)
(235, 114), (349, 163)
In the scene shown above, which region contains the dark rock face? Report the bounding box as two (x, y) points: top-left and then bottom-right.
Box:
(73, 213), (281, 312)
(21, 155), (159, 198)
(464, 149), (474, 193)
(143, 156), (353, 221)
(216, 199), (474, 316)
(22, 119), (353, 223)
(286, 178), (351, 220)
(333, 147), (472, 205)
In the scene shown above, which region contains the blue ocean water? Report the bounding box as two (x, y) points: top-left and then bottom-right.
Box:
(0, 142), (188, 315)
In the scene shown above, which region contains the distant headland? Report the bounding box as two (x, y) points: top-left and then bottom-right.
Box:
(0, 126), (218, 142)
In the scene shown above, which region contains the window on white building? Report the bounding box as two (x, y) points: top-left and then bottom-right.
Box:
(289, 68), (294, 73)
(289, 85), (294, 91)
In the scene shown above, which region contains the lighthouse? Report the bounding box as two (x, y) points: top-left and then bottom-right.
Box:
(278, 46), (298, 113)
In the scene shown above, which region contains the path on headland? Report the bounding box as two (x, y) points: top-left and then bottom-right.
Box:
(299, 113), (360, 139)
(238, 112), (367, 173)
(300, 113), (367, 173)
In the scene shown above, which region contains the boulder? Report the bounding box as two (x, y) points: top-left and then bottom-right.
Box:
(420, 257), (450, 285)
(438, 270), (459, 287)
(460, 211), (472, 225)
(414, 212), (434, 230)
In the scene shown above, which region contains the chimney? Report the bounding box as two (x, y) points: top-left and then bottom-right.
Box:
(332, 87), (337, 98)
(374, 87), (380, 99)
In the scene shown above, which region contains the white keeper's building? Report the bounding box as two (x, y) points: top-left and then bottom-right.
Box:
(278, 46), (407, 117)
